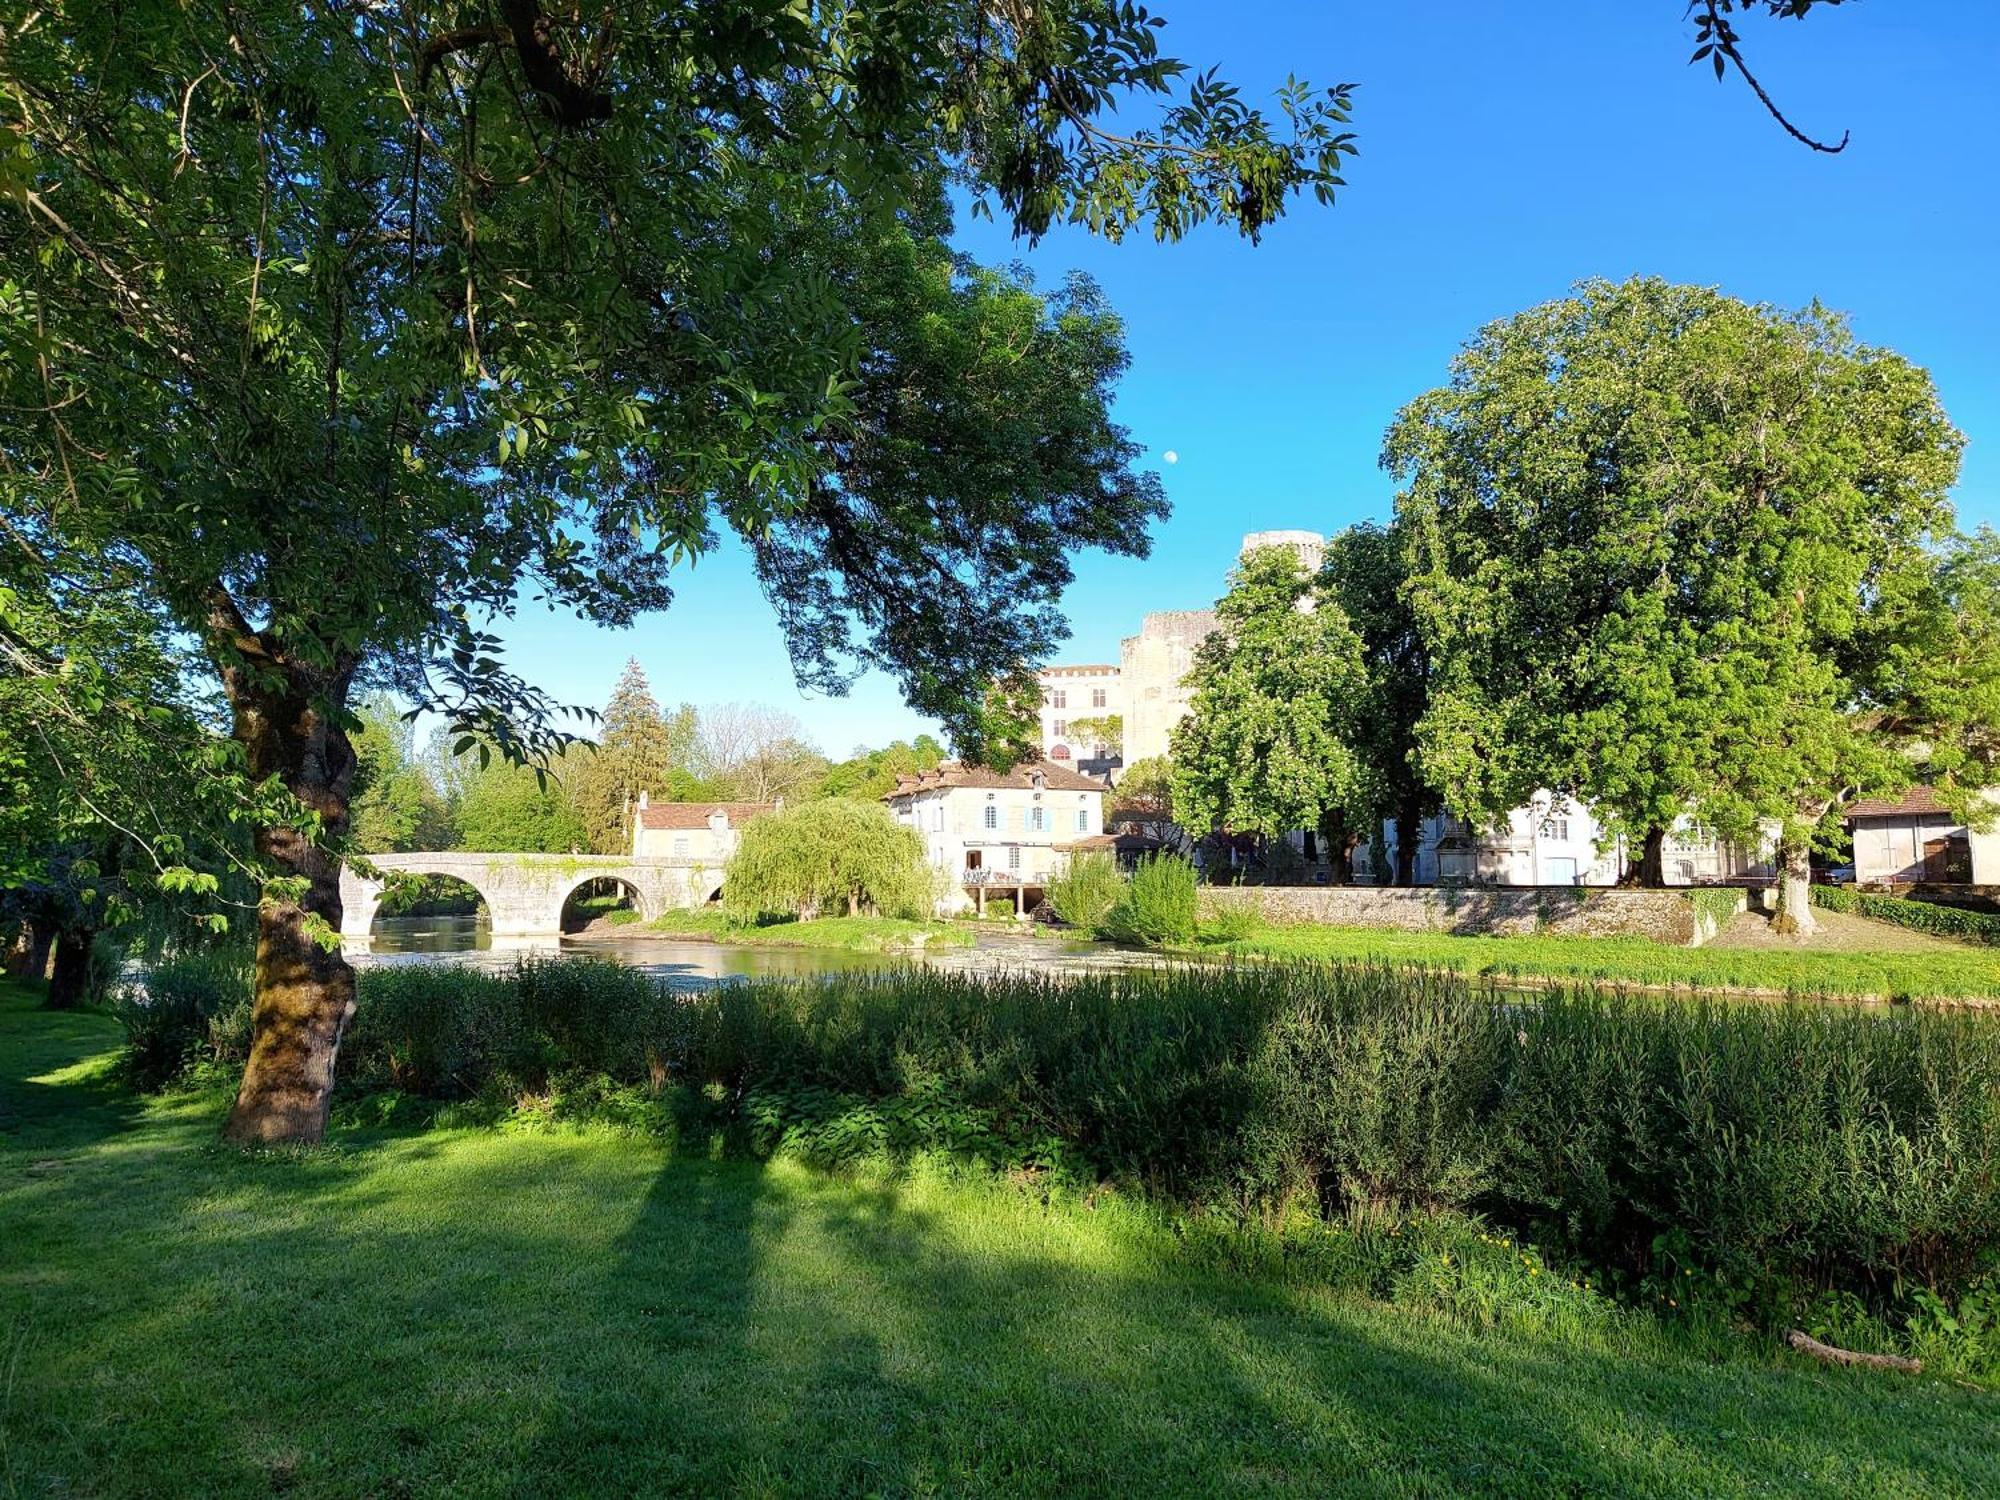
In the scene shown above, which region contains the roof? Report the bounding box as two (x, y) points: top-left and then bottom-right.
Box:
(1847, 785), (1958, 820)
(637, 801), (775, 830)
(884, 759), (1109, 798)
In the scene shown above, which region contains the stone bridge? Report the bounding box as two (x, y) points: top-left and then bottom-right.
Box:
(339, 853), (723, 946)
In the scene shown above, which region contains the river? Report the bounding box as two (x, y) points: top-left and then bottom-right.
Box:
(355, 914), (1169, 989)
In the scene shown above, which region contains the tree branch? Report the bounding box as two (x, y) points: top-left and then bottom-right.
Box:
(418, 4), (612, 129)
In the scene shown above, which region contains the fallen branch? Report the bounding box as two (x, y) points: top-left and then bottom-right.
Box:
(1785, 1328), (1922, 1374)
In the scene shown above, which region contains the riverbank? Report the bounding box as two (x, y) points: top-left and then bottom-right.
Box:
(5, 982), (1995, 1497)
(1184, 915), (2000, 1002)
(590, 910), (977, 953)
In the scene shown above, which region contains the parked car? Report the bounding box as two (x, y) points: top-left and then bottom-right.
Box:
(1817, 863), (1857, 885)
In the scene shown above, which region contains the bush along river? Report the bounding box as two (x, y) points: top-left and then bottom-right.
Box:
(356, 914), (1170, 989)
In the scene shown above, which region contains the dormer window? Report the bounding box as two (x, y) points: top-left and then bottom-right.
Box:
(1029, 770), (1046, 790)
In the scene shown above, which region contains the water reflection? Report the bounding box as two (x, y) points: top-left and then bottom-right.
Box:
(354, 915), (1167, 990)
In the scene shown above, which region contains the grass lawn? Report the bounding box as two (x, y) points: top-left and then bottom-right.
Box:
(1194, 922), (2000, 1001)
(640, 909), (974, 951)
(4, 983), (1997, 1498)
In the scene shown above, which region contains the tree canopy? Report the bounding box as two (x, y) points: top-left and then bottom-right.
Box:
(1170, 546), (1369, 878)
(1386, 277), (1972, 929)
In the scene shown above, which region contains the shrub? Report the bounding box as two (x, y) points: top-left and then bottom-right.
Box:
(116, 949), (253, 1091)
(1046, 851), (1124, 934)
(320, 956), (2000, 1315)
(984, 896), (1016, 920)
(1103, 853), (1197, 945)
(1813, 884), (2000, 945)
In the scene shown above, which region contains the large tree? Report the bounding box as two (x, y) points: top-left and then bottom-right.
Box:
(1387, 279), (1971, 931)
(1170, 546), (1369, 882)
(1321, 522), (1436, 885)
(0, 2), (1366, 1142)
(570, 660), (703, 852)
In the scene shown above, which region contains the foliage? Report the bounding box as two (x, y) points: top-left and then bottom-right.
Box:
(454, 757), (589, 854)
(1387, 277), (1971, 925)
(812, 735), (948, 802)
(1320, 521), (1438, 876)
(1170, 548), (1369, 848)
(1046, 852), (1126, 934)
(0, 551), (259, 961)
(1110, 756), (1177, 825)
(1812, 884), (2000, 945)
(692, 703), (828, 803)
(724, 800), (939, 922)
(1064, 715), (1124, 758)
(114, 949), (253, 1091)
(1103, 854), (1197, 946)
(569, 661), (705, 853)
(1685, 887), (1747, 936)
(348, 694), (456, 854)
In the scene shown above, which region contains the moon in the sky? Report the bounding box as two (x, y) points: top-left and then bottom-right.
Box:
(1163, 450), (1179, 465)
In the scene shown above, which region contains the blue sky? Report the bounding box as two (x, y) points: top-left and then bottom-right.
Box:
(493, 0), (1999, 758)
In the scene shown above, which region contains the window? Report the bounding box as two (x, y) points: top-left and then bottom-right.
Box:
(1052, 719), (1067, 737)
(1093, 689), (1107, 708)
(983, 804), (997, 830)
(672, 836), (689, 856)
(1029, 807), (1047, 833)
(1051, 689), (1067, 709)
(933, 804), (945, 831)
(1076, 809), (1089, 833)
(1541, 818), (1570, 842)
(1050, 744), (1071, 760)
(1008, 845), (1021, 871)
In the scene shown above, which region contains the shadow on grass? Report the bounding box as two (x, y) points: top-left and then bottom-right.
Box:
(0, 985), (147, 1152)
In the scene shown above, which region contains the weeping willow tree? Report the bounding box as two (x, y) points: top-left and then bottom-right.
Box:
(724, 801), (940, 923)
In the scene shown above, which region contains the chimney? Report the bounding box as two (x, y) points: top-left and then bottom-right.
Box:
(637, 790), (649, 811)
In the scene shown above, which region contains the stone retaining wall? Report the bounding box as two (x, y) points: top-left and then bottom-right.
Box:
(1198, 885), (1741, 947)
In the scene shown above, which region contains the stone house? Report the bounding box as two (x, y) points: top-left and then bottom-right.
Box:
(629, 795), (775, 863)
(1848, 784), (2000, 885)
(883, 759), (1109, 916)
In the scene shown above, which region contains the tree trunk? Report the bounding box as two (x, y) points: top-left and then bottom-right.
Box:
(1394, 798), (1422, 887)
(45, 927), (95, 1009)
(1620, 827), (1667, 887)
(215, 631), (361, 1147)
(1771, 836), (1818, 938)
(1319, 810), (1354, 885)
(24, 921), (54, 982)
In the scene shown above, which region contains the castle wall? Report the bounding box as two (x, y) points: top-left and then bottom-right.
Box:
(1121, 609), (1219, 764)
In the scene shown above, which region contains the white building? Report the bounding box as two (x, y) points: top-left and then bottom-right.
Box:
(1849, 785), (2000, 885)
(883, 759), (1109, 916)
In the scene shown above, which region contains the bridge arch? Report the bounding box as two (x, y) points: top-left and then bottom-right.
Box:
(556, 872), (657, 929)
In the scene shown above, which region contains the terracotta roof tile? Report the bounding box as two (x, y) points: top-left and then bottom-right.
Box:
(1846, 785), (1953, 820)
(883, 759), (1109, 799)
(637, 802), (775, 830)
